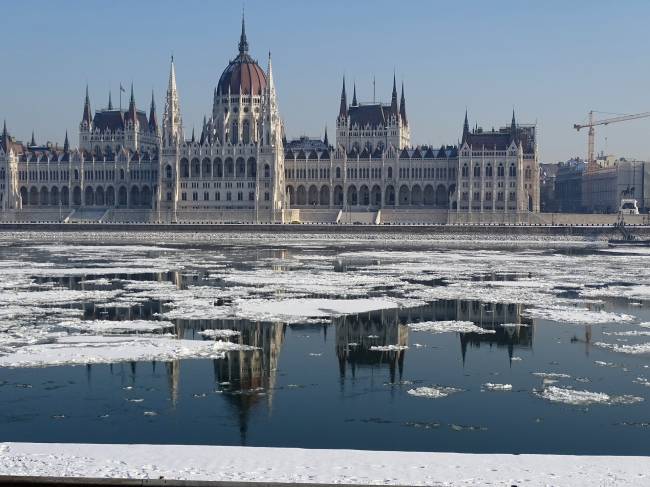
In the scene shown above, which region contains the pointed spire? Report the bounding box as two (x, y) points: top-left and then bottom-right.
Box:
(127, 83), (137, 123)
(2, 120), (6, 138)
(238, 9), (249, 55)
(149, 90), (158, 132)
(510, 109), (517, 143)
(82, 85), (92, 125)
(323, 125), (329, 147)
(462, 109), (470, 143)
(191, 127), (195, 143)
(352, 82), (358, 106)
(64, 131), (70, 152)
(390, 72), (398, 115)
(30, 130), (36, 147)
(108, 91), (113, 110)
(399, 82), (407, 125)
(163, 55), (183, 147)
(130, 83), (135, 104)
(338, 76), (347, 118)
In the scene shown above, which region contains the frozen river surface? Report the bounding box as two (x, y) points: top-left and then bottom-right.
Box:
(0, 232), (649, 455)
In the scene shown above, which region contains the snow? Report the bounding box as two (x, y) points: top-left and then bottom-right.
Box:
(595, 342), (650, 355)
(523, 306), (636, 324)
(535, 386), (644, 406)
(370, 345), (409, 352)
(2, 442), (648, 486)
(198, 329), (241, 338)
(407, 386), (462, 399)
(0, 336), (256, 368)
(408, 320), (496, 334)
(59, 319), (175, 334)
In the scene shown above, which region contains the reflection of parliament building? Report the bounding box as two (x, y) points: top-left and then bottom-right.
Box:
(335, 299), (533, 381)
(0, 15), (539, 225)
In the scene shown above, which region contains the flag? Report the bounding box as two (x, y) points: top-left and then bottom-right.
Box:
(119, 84), (126, 93)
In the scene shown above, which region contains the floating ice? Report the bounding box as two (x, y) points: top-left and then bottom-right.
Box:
(0, 336), (256, 368)
(535, 386), (643, 406)
(198, 329), (241, 339)
(532, 372), (571, 379)
(595, 342), (650, 355)
(524, 306), (636, 325)
(483, 383), (513, 391)
(407, 321), (496, 334)
(407, 386), (462, 399)
(370, 345), (408, 352)
(59, 320), (175, 334)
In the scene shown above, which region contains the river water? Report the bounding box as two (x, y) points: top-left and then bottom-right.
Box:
(0, 233), (649, 454)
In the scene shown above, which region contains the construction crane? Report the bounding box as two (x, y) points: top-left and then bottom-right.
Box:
(574, 110), (650, 169)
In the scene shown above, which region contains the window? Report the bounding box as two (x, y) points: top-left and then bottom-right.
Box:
(249, 191), (255, 201)
(497, 164), (505, 177)
(181, 192), (187, 201)
(509, 164), (516, 177)
(192, 192), (198, 201)
(166, 192), (172, 201)
(486, 164), (493, 177)
(462, 164), (469, 177)
(264, 192), (270, 201)
(203, 191), (209, 201)
(215, 191), (220, 201)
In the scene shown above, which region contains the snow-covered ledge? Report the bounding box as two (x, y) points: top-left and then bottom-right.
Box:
(0, 443), (648, 486)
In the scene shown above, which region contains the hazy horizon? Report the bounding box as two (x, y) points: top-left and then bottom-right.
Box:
(2, 0), (650, 163)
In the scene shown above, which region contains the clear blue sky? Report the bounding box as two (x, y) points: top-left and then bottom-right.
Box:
(2, 0), (650, 163)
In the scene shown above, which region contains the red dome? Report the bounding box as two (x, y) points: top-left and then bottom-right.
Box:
(217, 18), (267, 96)
(217, 53), (267, 96)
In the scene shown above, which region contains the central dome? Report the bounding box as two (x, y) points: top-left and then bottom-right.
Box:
(216, 19), (267, 97)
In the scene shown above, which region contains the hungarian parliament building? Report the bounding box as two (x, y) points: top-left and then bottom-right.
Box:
(0, 18), (539, 224)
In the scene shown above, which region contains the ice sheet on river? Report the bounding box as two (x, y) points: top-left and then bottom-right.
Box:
(0, 336), (255, 368)
(535, 386), (643, 406)
(408, 320), (496, 334)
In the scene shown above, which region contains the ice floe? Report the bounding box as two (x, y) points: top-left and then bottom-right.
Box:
(407, 386), (463, 399)
(523, 306), (636, 325)
(198, 329), (241, 338)
(535, 386), (643, 406)
(59, 319), (175, 334)
(407, 320), (496, 334)
(595, 342), (650, 355)
(483, 383), (513, 391)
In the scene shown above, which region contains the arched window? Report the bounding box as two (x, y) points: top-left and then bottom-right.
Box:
(497, 164), (505, 177)
(461, 164), (469, 178)
(525, 166), (532, 179)
(336, 167), (341, 179)
(473, 164), (480, 177)
(509, 164), (516, 177)
(387, 167), (393, 178)
(264, 164), (270, 178)
(165, 164), (172, 179)
(486, 164), (493, 177)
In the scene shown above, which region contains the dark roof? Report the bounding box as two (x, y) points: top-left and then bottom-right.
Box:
(349, 103), (390, 129)
(464, 126), (535, 154)
(217, 53), (267, 96)
(92, 109), (150, 132)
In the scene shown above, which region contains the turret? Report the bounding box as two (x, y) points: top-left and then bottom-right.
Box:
(108, 91), (113, 110)
(64, 131), (70, 153)
(126, 83), (137, 124)
(399, 82), (407, 126)
(163, 55), (183, 148)
(82, 85), (92, 126)
(510, 109), (517, 144)
(338, 76), (347, 119)
(323, 126), (329, 147)
(462, 110), (470, 144)
(30, 131), (36, 147)
(238, 11), (249, 55)
(149, 91), (158, 133)
(390, 73), (398, 116)
(352, 82), (358, 107)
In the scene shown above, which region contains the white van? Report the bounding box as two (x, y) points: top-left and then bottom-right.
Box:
(619, 199), (640, 215)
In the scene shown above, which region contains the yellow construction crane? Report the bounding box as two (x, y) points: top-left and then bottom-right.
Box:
(574, 110), (650, 169)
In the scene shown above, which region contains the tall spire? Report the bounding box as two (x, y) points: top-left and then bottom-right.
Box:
(108, 91), (113, 110)
(149, 90), (158, 133)
(2, 120), (6, 138)
(163, 55), (183, 147)
(510, 109), (517, 143)
(399, 82), (407, 125)
(338, 76), (347, 118)
(352, 82), (358, 106)
(126, 83), (137, 123)
(324, 125), (329, 147)
(462, 109), (470, 143)
(82, 85), (92, 125)
(30, 130), (36, 147)
(238, 9), (249, 55)
(390, 72), (398, 115)
(64, 131), (70, 152)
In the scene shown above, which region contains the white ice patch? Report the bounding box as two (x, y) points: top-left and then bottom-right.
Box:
(524, 306), (636, 325)
(369, 345), (409, 352)
(483, 383), (513, 391)
(59, 320), (174, 334)
(198, 329), (241, 338)
(532, 372), (571, 379)
(535, 386), (643, 406)
(236, 297), (398, 322)
(595, 342), (650, 355)
(407, 321), (496, 334)
(0, 336), (256, 368)
(407, 386), (462, 399)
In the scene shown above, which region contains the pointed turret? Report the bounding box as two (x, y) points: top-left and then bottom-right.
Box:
(390, 73), (398, 115)
(238, 10), (249, 55)
(462, 109), (470, 143)
(149, 91), (158, 133)
(30, 130), (36, 147)
(200, 115), (207, 145)
(1, 120), (8, 153)
(163, 55), (183, 147)
(126, 83), (137, 123)
(352, 82), (358, 106)
(2, 120), (7, 139)
(191, 127), (195, 143)
(323, 126), (329, 147)
(82, 85), (92, 126)
(338, 76), (347, 118)
(399, 82), (407, 125)
(108, 91), (113, 110)
(510, 109), (517, 144)
(64, 131), (70, 152)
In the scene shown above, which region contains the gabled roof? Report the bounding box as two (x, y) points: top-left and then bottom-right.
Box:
(348, 103), (390, 129)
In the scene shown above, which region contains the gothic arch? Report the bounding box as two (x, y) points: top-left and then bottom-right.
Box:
(385, 185), (395, 206)
(398, 185), (410, 206)
(411, 184), (422, 206)
(347, 185), (358, 206)
(84, 186), (95, 206)
(130, 186), (140, 208)
(202, 158), (211, 177)
(225, 158), (234, 177)
(39, 186), (49, 206)
(359, 185), (370, 206)
(319, 185), (330, 206)
(423, 184), (434, 206)
(61, 187), (69, 206)
(286, 185), (295, 206)
(214, 158), (223, 178)
(296, 185), (307, 205)
(308, 185), (318, 205)
(371, 185), (381, 207)
(247, 157), (257, 178)
(50, 186), (60, 206)
(333, 185), (344, 206)
(95, 186), (105, 206)
(236, 157), (246, 178)
(106, 186), (116, 206)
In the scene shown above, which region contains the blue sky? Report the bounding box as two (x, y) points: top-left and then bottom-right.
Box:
(2, 0), (650, 163)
